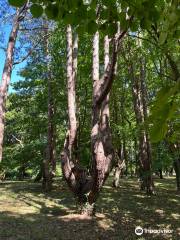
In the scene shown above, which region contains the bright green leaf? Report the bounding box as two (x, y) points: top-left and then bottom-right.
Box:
(159, 31), (168, 45)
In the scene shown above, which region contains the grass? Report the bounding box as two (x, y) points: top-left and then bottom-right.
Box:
(0, 177), (179, 240)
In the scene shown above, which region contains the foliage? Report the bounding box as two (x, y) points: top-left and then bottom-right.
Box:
(1, 0), (179, 178)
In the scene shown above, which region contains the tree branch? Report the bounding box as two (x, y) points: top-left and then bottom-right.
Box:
(166, 53), (180, 81)
(95, 30), (126, 106)
(11, 134), (24, 147)
(13, 34), (51, 65)
(19, 27), (49, 32)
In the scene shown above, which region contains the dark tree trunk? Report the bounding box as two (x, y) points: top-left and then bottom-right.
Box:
(166, 140), (180, 191)
(174, 159), (180, 192)
(159, 169), (163, 179)
(0, 4), (28, 162)
(18, 165), (26, 180)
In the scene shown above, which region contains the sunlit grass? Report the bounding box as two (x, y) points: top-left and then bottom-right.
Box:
(0, 177), (179, 240)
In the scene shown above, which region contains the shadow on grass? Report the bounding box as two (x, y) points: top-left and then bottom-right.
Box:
(0, 178), (179, 240)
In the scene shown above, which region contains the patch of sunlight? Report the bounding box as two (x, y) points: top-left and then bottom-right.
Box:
(124, 211), (132, 217)
(155, 209), (164, 217)
(136, 219), (143, 224)
(157, 223), (172, 229)
(1, 204), (39, 215)
(133, 194), (145, 198)
(103, 185), (113, 189)
(59, 214), (92, 221)
(112, 207), (119, 213)
(101, 197), (114, 202)
(155, 182), (163, 186)
(177, 227), (180, 234)
(168, 198), (179, 203)
(96, 213), (114, 231)
(171, 213), (180, 220)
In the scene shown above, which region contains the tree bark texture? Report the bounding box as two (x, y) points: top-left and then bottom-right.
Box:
(61, 26), (124, 215)
(42, 22), (56, 191)
(0, 4), (28, 162)
(130, 58), (154, 195)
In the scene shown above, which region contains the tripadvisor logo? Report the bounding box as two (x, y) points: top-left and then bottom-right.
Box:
(135, 226), (143, 236)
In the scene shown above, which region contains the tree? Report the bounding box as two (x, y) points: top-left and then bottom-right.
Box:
(42, 21), (56, 191)
(0, 2), (28, 162)
(129, 47), (154, 195)
(61, 22), (126, 214)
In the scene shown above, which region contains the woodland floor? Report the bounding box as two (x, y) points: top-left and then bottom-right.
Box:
(0, 177), (179, 240)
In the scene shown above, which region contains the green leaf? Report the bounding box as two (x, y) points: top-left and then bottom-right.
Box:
(9, 0), (26, 7)
(76, 24), (87, 35)
(169, 12), (178, 25)
(87, 21), (98, 34)
(130, 21), (139, 32)
(150, 122), (168, 143)
(30, 4), (43, 18)
(45, 4), (59, 20)
(140, 18), (151, 30)
(119, 12), (128, 31)
(159, 32), (167, 45)
(107, 22), (117, 36)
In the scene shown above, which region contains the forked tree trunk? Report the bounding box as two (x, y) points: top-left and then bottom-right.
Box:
(130, 58), (154, 195)
(87, 33), (116, 210)
(0, 4), (28, 162)
(61, 25), (125, 215)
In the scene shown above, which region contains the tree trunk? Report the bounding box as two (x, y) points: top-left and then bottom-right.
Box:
(159, 169), (163, 179)
(88, 33), (116, 208)
(0, 4), (28, 162)
(42, 22), (56, 191)
(174, 159), (180, 192)
(61, 26), (124, 215)
(130, 57), (154, 195)
(113, 147), (126, 187)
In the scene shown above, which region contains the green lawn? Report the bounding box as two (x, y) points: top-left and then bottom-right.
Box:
(0, 177), (179, 240)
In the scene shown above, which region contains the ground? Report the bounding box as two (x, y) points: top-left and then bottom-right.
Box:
(0, 177), (179, 240)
